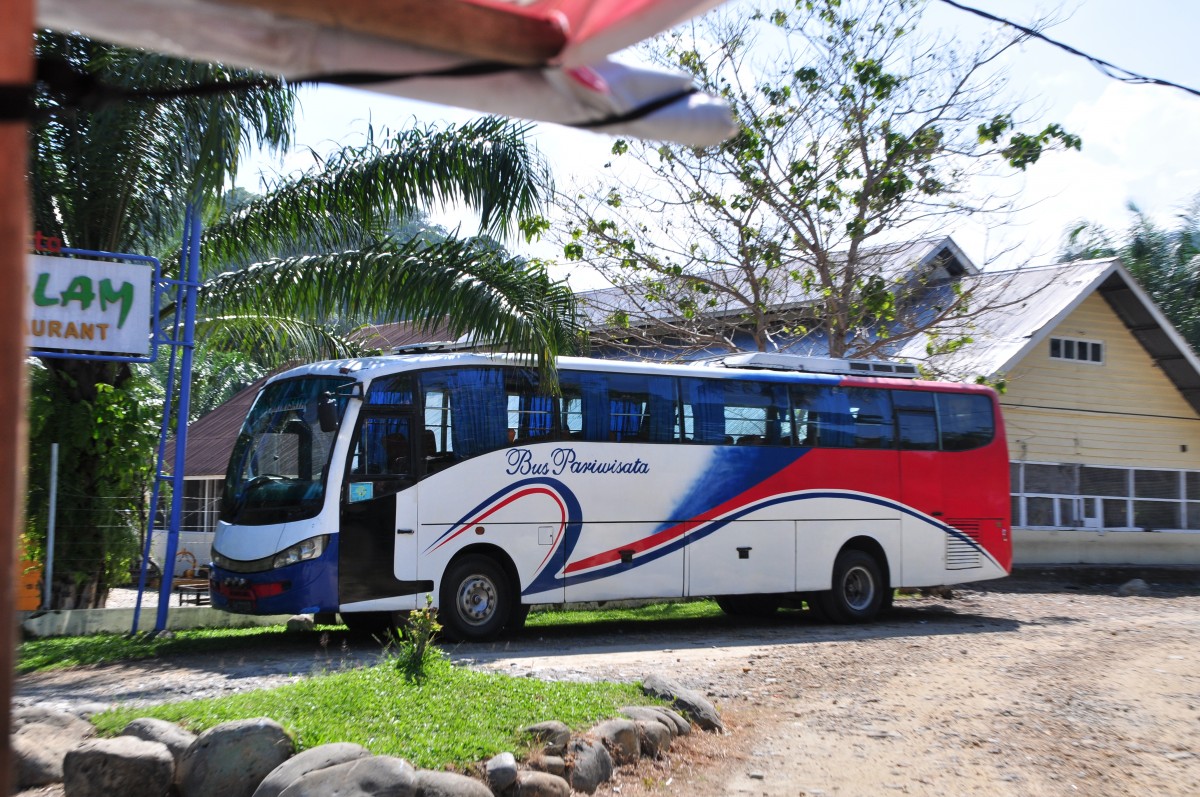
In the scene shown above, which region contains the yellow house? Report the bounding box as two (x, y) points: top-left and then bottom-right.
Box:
(901, 258), (1200, 565)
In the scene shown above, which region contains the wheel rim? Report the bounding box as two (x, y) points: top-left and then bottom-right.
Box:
(455, 574), (498, 626)
(841, 564), (876, 612)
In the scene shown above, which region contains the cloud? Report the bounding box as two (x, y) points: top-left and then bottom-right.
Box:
(982, 81), (1200, 266)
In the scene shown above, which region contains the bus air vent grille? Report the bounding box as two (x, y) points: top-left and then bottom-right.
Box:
(945, 520), (982, 570)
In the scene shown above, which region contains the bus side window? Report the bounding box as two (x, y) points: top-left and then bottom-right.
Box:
(720, 381), (791, 445)
(847, 388), (895, 449)
(894, 390), (939, 450)
(937, 393), (995, 450)
(606, 372), (677, 443)
(559, 372), (608, 442)
(792, 385), (855, 447)
(505, 370), (555, 443)
(680, 378), (726, 445)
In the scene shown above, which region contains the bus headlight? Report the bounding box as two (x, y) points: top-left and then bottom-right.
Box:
(271, 535), (329, 569)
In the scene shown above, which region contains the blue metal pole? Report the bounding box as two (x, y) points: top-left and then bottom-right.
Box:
(132, 240), (186, 633)
(154, 205), (202, 633)
(132, 288), (182, 634)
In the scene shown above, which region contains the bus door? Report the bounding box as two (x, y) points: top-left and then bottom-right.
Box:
(895, 390), (945, 516)
(896, 390), (1009, 579)
(339, 409), (422, 610)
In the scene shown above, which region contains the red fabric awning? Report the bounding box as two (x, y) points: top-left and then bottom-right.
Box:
(38, 0), (737, 146)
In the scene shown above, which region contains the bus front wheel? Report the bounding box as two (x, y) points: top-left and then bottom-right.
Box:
(817, 549), (884, 624)
(440, 555), (512, 642)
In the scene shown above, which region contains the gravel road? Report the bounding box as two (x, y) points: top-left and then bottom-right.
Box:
(16, 572), (1200, 796)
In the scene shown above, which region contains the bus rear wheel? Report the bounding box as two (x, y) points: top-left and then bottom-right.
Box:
(817, 549), (884, 624)
(440, 555), (512, 642)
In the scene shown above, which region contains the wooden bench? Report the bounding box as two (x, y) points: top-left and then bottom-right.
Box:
(173, 579), (210, 606)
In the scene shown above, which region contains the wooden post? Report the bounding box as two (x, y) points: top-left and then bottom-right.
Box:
(1, 0), (34, 791)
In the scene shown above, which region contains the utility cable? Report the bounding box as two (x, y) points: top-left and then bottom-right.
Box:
(937, 0), (1200, 99)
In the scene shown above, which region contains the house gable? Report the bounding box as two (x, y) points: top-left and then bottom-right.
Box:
(1002, 291), (1200, 469)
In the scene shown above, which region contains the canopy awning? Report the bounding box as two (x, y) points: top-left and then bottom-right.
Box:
(37, 0), (737, 146)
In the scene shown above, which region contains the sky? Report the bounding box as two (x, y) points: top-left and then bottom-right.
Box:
(235, 0), (1200, 284)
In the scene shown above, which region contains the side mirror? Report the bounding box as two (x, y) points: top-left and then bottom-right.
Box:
(317, 394), (339, 433)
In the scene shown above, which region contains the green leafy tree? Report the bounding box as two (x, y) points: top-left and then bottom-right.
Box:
(558, 0), (1078, 358)
(28, 34), (580, 608)
(1061, 197), (1200, 350)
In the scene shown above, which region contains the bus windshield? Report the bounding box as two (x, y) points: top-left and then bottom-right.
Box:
(220, 376), (353, 526)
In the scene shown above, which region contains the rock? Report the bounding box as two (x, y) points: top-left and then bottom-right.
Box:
(646, 707), (691, 736)
(526, 756), (565, 777)
(619, 707), (678, 737)
(634, 720), (672, 758)
(253, 743), (373, 797)
(1116, 578), (1151, 597)
(641, 674), (725, 732)
(278, 756), (415, 797)
(521, 721), (571, 757)
(13, 710), (97, 789)
(121, 717), (197, 766)
(484, 752), (518, 793)
(513, 771), (570, 797)
(414, 769), (492, 797)
(565, 738), (612, 794)
(177, 718), (294, 797)
(13, 708), (96, 736)
(590, 719), (639, 765)
(62, 737), (174, 797)
(286, 615), (315, 632)
(621, 706), (690, 737)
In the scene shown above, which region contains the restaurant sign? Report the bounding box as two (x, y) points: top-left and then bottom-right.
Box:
(27, 253), (154, 356)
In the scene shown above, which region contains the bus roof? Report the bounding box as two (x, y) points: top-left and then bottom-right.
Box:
(264, 352), (996, 394)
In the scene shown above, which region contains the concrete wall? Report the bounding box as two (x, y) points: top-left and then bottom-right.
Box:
(1015, 528), (1200, 566)
(20, 607), (293, 638)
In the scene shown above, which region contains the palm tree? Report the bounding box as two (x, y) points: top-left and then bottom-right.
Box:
(1061, 198), (1200, 352)
(28, 33), (580, 608)
(182, 120), (580, 369)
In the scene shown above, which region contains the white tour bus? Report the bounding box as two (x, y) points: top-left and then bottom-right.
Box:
(209, 352), (1012, 640)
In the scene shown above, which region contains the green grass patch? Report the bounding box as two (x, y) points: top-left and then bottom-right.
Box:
(16, 624), (345, 674)
(18, 601), (723, 675)
(526, 599), (723, 628)
(91, 657), (652, 768)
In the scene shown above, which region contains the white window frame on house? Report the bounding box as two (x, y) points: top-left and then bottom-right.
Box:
(181, 477), (223, 534)
(1011, 461), (1200, 531)
(1049, 336), (1105, 364)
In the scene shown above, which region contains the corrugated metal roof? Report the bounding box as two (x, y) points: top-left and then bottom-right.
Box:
(893, 259), (1117, 375)
(349, 320), (463, 351)
(165, 377), (268, 478)
(578, 235), (976, 328)
(895, 258), (1200, 415)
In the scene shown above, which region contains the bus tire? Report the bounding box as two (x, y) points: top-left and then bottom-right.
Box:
(716, 595), (780, 618)
(440, 555), (512, 642)
(817, 549), (884, 624)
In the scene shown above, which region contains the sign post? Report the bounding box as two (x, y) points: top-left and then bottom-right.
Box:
(24, 232), (199, 636)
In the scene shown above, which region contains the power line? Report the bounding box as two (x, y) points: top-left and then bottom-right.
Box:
(937, 0), (1200, 100)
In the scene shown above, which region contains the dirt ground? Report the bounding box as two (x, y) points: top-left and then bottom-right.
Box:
(16, 571), (1200, 796)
